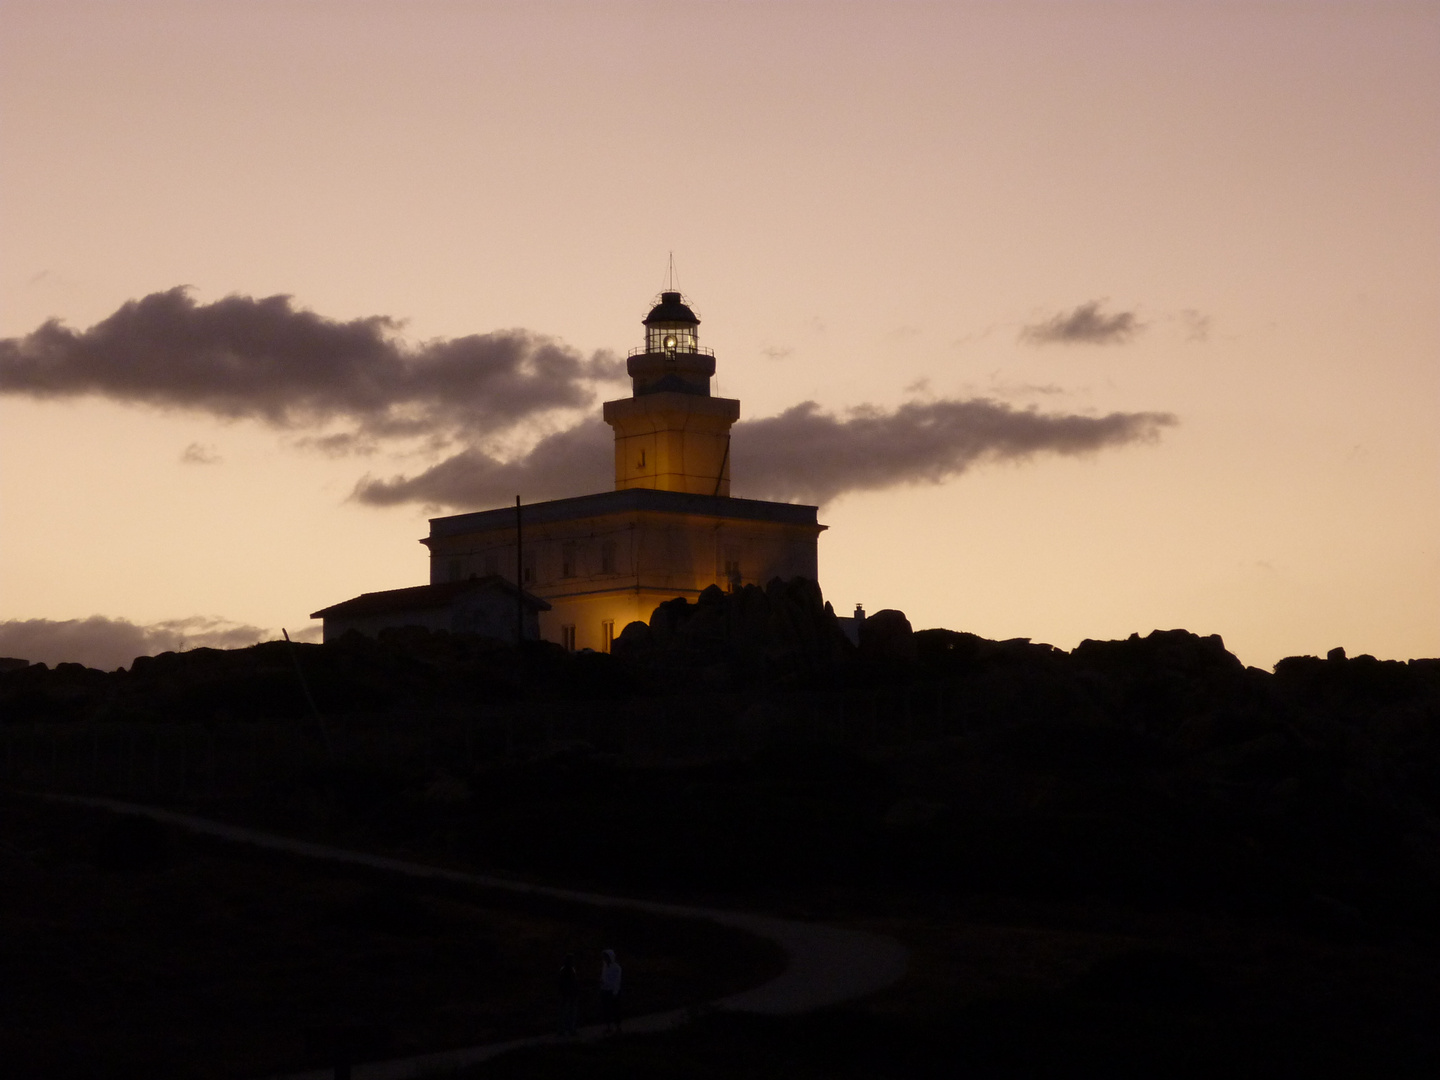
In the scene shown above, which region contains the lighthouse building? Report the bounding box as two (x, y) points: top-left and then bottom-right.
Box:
(423, 291), (824, 651)
(313, 291), (825, 650)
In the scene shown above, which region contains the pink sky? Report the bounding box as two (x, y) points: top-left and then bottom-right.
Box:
(2, 0), (1436, 669)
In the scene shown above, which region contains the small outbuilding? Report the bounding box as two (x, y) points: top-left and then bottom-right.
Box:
(310, 576), (550, 644)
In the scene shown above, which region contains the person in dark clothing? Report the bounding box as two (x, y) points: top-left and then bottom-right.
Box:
(557, 953), (581, 1037)
(599, 948), (623, 1033)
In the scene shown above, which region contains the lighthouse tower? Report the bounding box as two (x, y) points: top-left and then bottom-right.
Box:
(603, 291), (740, 496)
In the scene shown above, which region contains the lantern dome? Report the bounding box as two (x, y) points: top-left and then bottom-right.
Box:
(643, 291), (699, 327)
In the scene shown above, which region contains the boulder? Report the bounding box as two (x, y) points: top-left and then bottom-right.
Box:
(858, 608), (916, 665)
(626, 577), (852, 681)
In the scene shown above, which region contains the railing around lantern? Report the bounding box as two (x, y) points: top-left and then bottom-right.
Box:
(627, 344), (716, 359)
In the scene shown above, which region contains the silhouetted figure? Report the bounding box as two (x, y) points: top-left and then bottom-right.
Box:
(600, 948), (623, 1033)
(557, 953), (580, 1037)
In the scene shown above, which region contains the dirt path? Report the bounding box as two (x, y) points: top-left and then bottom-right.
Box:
(46, 795), (909, 1079)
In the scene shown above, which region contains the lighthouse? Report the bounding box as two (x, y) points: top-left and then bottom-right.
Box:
(314, 286), (827, 652)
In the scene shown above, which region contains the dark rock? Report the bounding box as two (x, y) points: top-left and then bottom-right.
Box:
(628, 577), (851, 681)
(612, 620), (655, 660)
(913, 629), (986, 671)
(1070, 629), (1252, 738)
(858, 609), (915, 665)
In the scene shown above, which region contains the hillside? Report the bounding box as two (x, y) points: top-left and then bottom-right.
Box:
(3, 580), (1440, 1074)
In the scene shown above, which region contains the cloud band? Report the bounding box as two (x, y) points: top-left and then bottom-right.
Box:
(353, 399), (1177, 510)
(0, 287), (622, 443)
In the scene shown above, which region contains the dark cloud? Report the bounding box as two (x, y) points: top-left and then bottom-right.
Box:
(0, 615), (306, 671)
(1020, 301), (1142, 346)
(354, 398), (1176, 511)
(353, 418), (613, 508)
(0, 287), (623, 446)
(733, 399), (1175, 504)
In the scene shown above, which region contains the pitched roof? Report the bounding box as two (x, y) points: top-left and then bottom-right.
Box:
(310, 575), (550, 620)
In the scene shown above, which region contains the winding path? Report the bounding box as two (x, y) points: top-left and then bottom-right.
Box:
(45, 795), (909, 1079)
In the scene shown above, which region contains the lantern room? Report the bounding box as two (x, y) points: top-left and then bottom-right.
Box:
(643, 290), (700, 354)
(627, 289), (717, 398)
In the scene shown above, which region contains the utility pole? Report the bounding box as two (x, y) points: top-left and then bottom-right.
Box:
(514, 495), (524, 644)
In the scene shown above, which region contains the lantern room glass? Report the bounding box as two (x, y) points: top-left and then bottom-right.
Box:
(647, 324), (698, 354)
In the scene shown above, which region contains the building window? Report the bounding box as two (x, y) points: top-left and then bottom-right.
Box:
(522, 557), (535, 585)
(637, 449), (646, 469)
(561, 542), (578, 579)
(561, 625), (577, 652)
(723, 547), (741, 592)
(602, 620), (615, 653)
(447, 558), (463, 582)
(600, 539), (617, 575)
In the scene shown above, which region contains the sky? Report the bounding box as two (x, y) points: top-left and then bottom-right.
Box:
(1, 0), (1437, 671)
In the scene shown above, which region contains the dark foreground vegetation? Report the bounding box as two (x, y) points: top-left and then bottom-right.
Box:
(4, 579), (1440, 1075)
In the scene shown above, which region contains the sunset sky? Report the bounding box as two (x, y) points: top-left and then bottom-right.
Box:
(2, 0), (1436, 671)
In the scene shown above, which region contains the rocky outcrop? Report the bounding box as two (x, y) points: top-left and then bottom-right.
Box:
(858, 609), (915, 665)
(613, 578), (853, 683)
